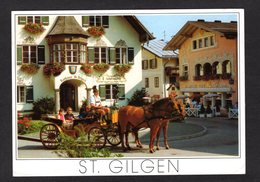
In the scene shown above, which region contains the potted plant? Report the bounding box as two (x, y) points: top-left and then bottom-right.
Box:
(93, 63), (109, 74)
(87, 26), (105, 37)
(23, 22), (45, 34)
(199, 104), (206, 118)
(206, 105), (213, 118)
(114, 64), (131, 76)
(80, 64), (93, 75)
(20, 63), (40, 75)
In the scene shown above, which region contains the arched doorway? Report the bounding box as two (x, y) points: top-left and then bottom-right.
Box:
(59, 79), (88, 112)
(60, 83), (76, 111)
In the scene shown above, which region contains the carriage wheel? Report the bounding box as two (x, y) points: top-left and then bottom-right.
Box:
(106, 125), (121, 146)
(88, 127), (106, 149)
(40, 124), (60, 149)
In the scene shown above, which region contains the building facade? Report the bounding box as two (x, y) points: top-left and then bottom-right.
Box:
(164, 20), (238, 109)
(142, 40), (179, 100)
(15, 15), (154, 113)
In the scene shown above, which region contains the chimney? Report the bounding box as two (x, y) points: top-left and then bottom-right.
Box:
(230, 21), (237, 23)
(214, 20), (222, 23)
(197, 19), (205, 22)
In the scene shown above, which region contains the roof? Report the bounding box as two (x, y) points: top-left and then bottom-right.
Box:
(124, 16), (155, 43)
(48, 16), (89, 38)
(164, 20), (237, 51)
(47, 16), (154, 43)
(143, 39), (178, 58)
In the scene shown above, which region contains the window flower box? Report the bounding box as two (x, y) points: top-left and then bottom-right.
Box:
(20, 63), (40, 75)
(114, 64), (132, 76)
(43, 63), (65, 77)
(80, 64), (93, 75)
(87, 26), (105, 37)
(23, 22), (45, 34)
(93, 63), (109, 73)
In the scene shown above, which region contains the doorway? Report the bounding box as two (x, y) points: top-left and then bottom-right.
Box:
(60, 83), (76, 111)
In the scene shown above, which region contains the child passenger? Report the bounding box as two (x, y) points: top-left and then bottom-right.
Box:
(63, 107), (75, 129)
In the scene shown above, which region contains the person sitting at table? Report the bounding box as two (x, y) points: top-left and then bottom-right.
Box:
(64, 107), (75, 129)
(90, 86), (110, 123)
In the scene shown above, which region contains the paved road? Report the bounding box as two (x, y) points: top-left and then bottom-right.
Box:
(17, 117), (238, 158)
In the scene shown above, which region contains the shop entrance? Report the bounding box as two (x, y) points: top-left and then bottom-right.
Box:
(60, 83), (76, 111)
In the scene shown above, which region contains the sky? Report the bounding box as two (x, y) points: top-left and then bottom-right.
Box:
(137, 14), (238, 42)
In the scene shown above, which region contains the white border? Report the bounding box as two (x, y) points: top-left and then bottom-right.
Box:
(12, 9), (245, 176)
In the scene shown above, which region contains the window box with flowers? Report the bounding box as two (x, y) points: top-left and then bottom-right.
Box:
(20, 63), (40, 75)
(23, 22), (45, 34)
(114, 64), (132, 76)
(87, 26), (105, 37)
(80, 64), (93, 75)
(43, 63), (65, 77)
(93, 63), (109, 74)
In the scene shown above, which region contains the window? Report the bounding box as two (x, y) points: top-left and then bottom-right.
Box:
(154, 77), (159, 88)
(116, 48), (127, 64)
(99, 84), (125, 100)
(142, 60), (148, 70)
(94, 47), (108, 64)
(183, 65), (188, 76)
(53, 44), (65, 63)
(210, 36), (215, 46)
(88, 16), (109, 28)
(193, 40), (197, 49)
(192, 35), (215, 50)
(22, 46), (36, 64)
(17, 86), (33, 103)
(17, 45), (45, 65)
(145, 78), (149, 88)
(198, 39), (203, 48)
(52, 43), (87, 64)
(204, 37), (209, 47)
(17, 86), (25, 103)
(149, 59), (157, 69)
(18, 16), (49, 25)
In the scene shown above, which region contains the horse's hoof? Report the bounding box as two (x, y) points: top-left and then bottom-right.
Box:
(156, 147), (160, 150)
(149, 150), (154, 153)
(127, 146), (131, 150)
(165, 145), (170, 150)
(123, 148), (128, 152)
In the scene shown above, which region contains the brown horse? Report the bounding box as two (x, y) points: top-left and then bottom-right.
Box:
(118, 97), (182, 153)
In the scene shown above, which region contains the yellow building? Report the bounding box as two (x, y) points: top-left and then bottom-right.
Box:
(142, 39), (179, 100)
(164, 20), (238, 109)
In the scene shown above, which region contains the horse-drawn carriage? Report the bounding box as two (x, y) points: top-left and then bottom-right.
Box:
(40, 111), (121, 149)
(29, 96), (184, 153)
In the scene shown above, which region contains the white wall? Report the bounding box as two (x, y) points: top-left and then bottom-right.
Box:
(15, 15), (143, 111)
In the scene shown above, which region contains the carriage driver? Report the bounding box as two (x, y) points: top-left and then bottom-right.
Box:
(90, 87), (110, 123)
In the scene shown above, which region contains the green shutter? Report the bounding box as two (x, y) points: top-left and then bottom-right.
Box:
(82, 16), (89, 27)
(17, 46), (22, 65)
(18, 16), (26, 25)
(37, 45), (45, 64)
(118, 84), (125, 100)
(41, 16), (49, 25)
(109, 47), (116, 64)
(102, 16), (109, 28)
(88, 47), (95, 64)
(26, 86), (34, 103)
(128, 47), (134, 65)
(99, 85), (106, 101)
